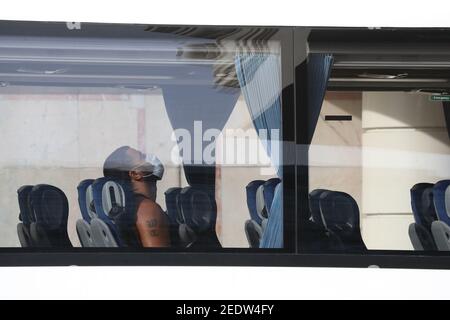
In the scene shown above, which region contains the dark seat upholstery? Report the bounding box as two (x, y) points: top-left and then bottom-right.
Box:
(433, 180), (450, 225)
(76, 179), (96, 247)
(409, 183), (438, 251)
(244, 180), (265, 248)
(262, 178), (281, 216)
(17, 185), (34, 247)
(245, 220), (263, 248)
(177, 186), (221, 249)
(411, 223), (437, 251)
(302, 189), (344, 251)
(259, 178), (282, 232)
(91, 177), (140, 247)
(429, 180), (450, 251)
(77, 178), (118, 247)
(17, 184), (73, 248)
(246, 180), (265, 225)
(243, 178), (282, 248)
(318, 190), (367, 252)
(309, 188), (329, 229)
(164, 187), (183, 247)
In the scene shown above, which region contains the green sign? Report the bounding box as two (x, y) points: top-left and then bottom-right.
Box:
(430, 95), (450, 101)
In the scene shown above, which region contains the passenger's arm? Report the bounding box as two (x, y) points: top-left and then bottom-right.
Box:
(135, 201), (171, 247)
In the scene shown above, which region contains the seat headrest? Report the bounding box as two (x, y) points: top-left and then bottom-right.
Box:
(178, 186), (216, 233)
(92, 178), (131, 222)
(255, 185), (267, 220)
(164, 187), (183, 224)
(92, 178), (138, 246)
(245, 180), (265, 224)
(17, 185), (34, 225)
(263, 178), (281, 213)
(77, 179), (95, 222)
(433, 180), (450, 225)
(30, 184), (69, 230)
(309, 189), (329, 228)
(102, 180), (126, 218)
(319, 191), (360, 235)
(411, 183), (438, 229)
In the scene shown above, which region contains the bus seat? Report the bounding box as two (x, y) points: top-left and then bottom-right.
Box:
(164, 187), (183, 247)
(177, 186), (221, 248)
(256, 185), (268, 230)
(17, 185), (34, 247)
(247, 178), (281, 245)
(244, 180), (265, 248)
(262, 178), (281, 214)
(77, 179), (117, 247)
(76, 179), (95, 247)
(89, 218), (118, 247)
(319, 191), (367, 252)
(309, 188), (329, 228)
(433, 180), (450, 225)
(447, 186), (450, 218)
(301, 188), (343, 251)
(409, 183), (438, 250)
(76, 219), (94, 247)
(410, 223), (437, 251)
(245, 220), (263, 248)
(91, 178), (140, 247)
(245, 180), (265, 225)
(28, 184), (73, 247)
(77, 179), (96, 222)
(430, 180), (450, 251)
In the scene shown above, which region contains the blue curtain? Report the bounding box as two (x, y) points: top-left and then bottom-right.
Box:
(235, 53), (283, 248)
(261, 183), (283, 248)
(307, 54), (334, 143)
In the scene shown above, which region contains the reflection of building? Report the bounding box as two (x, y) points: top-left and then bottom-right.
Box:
(0, 88), (275, 247)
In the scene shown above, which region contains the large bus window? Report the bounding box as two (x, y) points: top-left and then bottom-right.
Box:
(306, 72), (450, 252)
(0, 25), (285, 250)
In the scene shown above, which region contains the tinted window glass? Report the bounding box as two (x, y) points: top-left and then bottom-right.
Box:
(0, 26), (285, 250)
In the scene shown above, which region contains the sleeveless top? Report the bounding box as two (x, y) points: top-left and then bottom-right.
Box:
(112, 192), (149, 247)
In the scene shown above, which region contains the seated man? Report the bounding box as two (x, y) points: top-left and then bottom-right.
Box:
(103, 146), (170, 247)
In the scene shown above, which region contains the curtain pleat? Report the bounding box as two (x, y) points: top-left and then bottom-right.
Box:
(235, 53), (283, 248)
(307, 53), (334, 143)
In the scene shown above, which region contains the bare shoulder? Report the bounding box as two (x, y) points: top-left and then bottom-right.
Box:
(136, 199), (165, 221)
(135, 198), (171, 247)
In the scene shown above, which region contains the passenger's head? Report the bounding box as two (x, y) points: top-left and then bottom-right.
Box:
(103, 146), (164, 198)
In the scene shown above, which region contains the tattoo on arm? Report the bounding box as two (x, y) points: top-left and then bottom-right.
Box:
(150, 230), (159, 237)
(147, 218), (159, 237)
(147, 219), (157, 228)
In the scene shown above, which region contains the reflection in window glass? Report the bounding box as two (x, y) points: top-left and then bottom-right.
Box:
(0, 29), (284, 249)
(308, 91), (450, 251)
